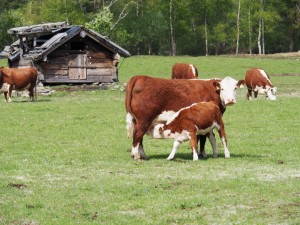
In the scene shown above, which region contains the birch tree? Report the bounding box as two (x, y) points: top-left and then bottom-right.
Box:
(169, 0), (176, 56)
(236, 0), (241, 54)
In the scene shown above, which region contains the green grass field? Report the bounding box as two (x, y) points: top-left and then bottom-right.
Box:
(1, 55), (300, 224)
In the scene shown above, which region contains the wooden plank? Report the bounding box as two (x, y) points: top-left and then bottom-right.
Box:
(86, 62), (113, 68)
(87, 68), (113, 76)
(87, 52), (111, 59)
(43, 76), (113, 84)
(40, 63), (68, 70)
(68, 54), (87, 80)
(48, 57), (69, 64)
(43, 69), (68, 75)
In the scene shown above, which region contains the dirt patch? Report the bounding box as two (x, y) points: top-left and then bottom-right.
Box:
(51, 83), (126, 92)
(228, 52), (300, 59)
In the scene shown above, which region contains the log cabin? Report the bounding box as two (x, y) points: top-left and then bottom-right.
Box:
(0, 22), (130, 84)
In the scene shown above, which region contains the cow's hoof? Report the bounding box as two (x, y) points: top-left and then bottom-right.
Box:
(132, 154), (147, 160)
(199, 153), (207, 159)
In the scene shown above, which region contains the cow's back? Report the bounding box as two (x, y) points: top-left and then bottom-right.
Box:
(172, 63), (198, 79)
(126, 76), (222, 124)
(2, 67), (37, 89)
(245, 68), (272, 89)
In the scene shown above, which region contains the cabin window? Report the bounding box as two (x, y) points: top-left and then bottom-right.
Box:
(70, 41), (85, 50)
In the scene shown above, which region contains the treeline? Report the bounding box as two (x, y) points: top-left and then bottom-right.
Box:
(0, 0), (299, 56)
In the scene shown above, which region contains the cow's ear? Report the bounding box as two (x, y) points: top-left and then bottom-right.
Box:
(213, 82), (221, 90)
(237, 80), (245, 88)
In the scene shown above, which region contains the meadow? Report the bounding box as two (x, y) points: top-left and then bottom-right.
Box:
(0, 55), (300, 225)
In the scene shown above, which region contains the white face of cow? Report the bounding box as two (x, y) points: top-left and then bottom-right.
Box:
(218, 76), (244, 106)
(266, 86), (277, 100)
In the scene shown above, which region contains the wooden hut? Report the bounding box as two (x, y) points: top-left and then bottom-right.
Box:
(0, 22), (130, 84)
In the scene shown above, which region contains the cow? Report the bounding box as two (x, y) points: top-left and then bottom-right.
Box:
(245, 68), (277, 100)
(148, 101), (229, 161)
(0, 67), (38, 102)
(172, 63), (198, 79)
(125, 75), (245, 160)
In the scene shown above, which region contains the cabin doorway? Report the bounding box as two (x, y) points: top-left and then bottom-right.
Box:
(69, 54), (87, 80)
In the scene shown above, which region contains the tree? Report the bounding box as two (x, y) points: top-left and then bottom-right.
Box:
(236, 0), (241, 54)
(169, 0), (176, 56)
(85, 6), (113, 35)
(0, 10), (22, 50)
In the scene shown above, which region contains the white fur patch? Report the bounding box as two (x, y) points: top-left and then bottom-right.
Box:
(190, 64), (196, 76)
(195, 122), (220, 135)
(156, 110), (176, 122)
(258, 69), (272, 85)
(0, 83), (10, 92)
(126, 113), (134, 137)
(166, 104), (197, 125)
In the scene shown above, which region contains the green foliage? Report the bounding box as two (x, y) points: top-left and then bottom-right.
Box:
(1, 56), (300, 224)
(85, 7), (113, 36)
(0, 0), (299, 55)
(0, 10), (22, 48)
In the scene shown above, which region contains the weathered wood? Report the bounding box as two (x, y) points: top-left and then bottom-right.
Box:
(87, 68), (113, 76)
(69, 68), (87, 80)
(40, 63), (68, 70)
(43, 69), (68, 75)
(43, 74), (113, 83)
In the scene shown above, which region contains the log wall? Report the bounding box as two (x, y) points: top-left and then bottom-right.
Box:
(38, 35), (117, 84)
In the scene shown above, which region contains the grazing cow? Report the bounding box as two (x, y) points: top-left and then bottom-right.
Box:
(148, 101), (230, 161)
(172, 63), (198, 79)
(245, 68), (277, 100)
(0, 67), (38, 102)
(126, 75), (244, 160)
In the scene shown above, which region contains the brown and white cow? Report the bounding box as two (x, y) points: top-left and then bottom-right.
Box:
(245, 68), (277, 100)
(0, 67), (38, 102)
(172, 63), (198, 79)
(126, 75), (244, 160)
(148, 101), (229, 161)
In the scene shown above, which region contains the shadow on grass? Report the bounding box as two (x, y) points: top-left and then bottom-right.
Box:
(9, 98), (52, 103)
(148, 153), (262, 161)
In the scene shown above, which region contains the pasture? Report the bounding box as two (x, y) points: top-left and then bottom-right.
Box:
(1, 55), (300, 224)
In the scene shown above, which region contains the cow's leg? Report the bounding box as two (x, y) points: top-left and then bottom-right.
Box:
(166, 140), (181, 160)
(198, 135), (207, 158)
(4, 92), (9, 102)
(254, 91), (258, 99)
(131, 122), (148, 160)
(217, 122), (230, 158)
(7, 86), (13, 103)
(208, 131), (218, 158)
(247, 88), (252, 100)
(189, 132), (199, 161)
(28, 86), (34, 101)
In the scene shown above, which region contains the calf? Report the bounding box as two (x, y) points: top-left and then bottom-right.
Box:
(172, 63), (198, 79)
(0, 67), (38, 102)
(148, 101), (229, 161)
(126, 75), (244, 160)
(245, 68), (277, 100)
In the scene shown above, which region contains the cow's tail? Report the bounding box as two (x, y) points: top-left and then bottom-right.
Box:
(125, 76), (138, 137)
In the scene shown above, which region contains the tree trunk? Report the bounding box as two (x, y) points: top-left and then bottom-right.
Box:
(236, 0), (241, 55)
(262, 18), (265, 54)
(248, 1), (252, 54)
(258, 18), (262, 54)
(205, 16), (208, 56)
(170, 0), (176, 56)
